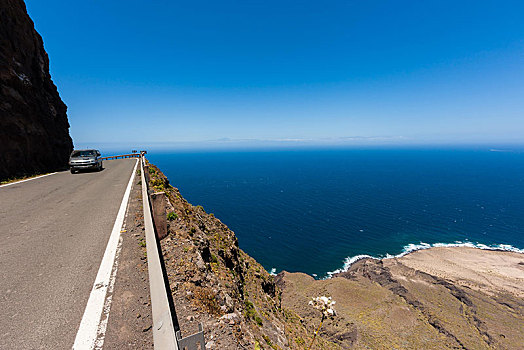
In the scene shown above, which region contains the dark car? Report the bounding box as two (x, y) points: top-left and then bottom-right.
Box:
(69, 149), (103, 173)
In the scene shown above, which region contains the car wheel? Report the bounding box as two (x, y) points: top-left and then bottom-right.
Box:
(70, 169), (76, 174)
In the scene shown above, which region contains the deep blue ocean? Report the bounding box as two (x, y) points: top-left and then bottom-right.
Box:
(142, 148), (524, 277)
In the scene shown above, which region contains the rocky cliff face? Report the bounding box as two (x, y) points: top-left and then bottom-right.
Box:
(0, 0), (73, 181)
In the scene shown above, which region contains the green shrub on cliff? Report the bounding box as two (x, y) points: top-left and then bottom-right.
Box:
(150, 178), (164, 189)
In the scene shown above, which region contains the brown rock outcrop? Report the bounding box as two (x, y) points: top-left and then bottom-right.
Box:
(0, 0), (73, 181)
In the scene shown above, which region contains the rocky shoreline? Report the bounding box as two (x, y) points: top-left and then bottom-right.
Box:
(148, 162), (524, 349)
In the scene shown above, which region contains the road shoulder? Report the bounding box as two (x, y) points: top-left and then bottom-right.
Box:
(104, 169), (153, 349)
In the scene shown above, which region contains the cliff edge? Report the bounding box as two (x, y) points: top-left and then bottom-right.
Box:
(147, 162), (339, 349)
(0, 0), (73, 181)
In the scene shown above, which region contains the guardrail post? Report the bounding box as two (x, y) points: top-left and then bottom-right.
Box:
(151, 192), (168, 240)
(176, 323), (205, 349)
(144, 164), (150, 184)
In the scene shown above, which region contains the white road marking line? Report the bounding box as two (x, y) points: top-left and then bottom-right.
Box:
(0, 172), (58, 188)
(94, 234), (123, 349)
(73, 159), (138, 350)
(93, 202), (130, 349)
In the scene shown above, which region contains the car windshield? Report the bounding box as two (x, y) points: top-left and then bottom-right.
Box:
(71, 150), (96, 157)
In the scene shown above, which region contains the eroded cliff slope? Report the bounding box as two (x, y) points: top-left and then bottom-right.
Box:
(0, 0), (72, 181)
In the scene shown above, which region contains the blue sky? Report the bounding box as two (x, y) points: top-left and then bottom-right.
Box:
(26, 0), (524, 150)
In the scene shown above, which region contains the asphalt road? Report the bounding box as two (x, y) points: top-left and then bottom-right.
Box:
(0, 159), (137, 349)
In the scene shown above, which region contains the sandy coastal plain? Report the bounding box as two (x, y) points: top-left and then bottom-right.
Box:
(392, 246), (524, 298)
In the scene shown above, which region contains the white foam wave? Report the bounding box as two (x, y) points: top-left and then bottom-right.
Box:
(323, 241), (524, 279)
(269, 268), (277, 276)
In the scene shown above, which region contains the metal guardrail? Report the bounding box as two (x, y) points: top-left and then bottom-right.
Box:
(140, 155), (179, 349)
(101, 153), (140, 160)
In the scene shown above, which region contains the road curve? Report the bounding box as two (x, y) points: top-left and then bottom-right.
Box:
(0, 159), (137, 349)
